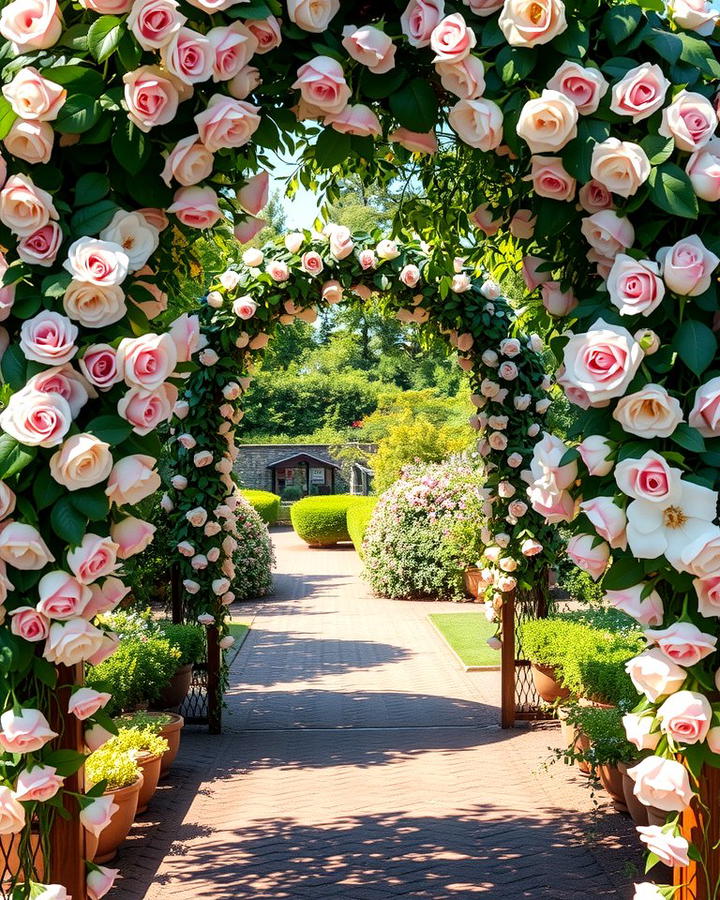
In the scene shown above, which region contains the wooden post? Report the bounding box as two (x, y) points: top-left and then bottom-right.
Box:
(49, 663), (86, 898)
(500, 588), (516, 729)
(674, 766), (720, 900)
(206, 625), (222, 734)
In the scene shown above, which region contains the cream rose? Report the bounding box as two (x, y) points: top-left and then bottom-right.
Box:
(690, 376), (720, 437)
(44, 619), (105, 666)
(613, 385), (684, 439)
(63, 281), (126, 329)
(659, 89), (717, 152)
(194, 95), (261, 152)
(0, 173), (57, 237)
(99, 210), (159, 272)
(4, 119), (53, 164)
(49, 433), (113, 491)
(289, 0), (339, 31)
(342, 24), (396, 73)
(436, 57), (486, 100)
(498, 0), (567, 46)
(0, 0), (62, 52)
(0, 522), (54, 570)
(562, 318), (643, 404)
(2, 66), (66, 121)
(448, 98), (503, 151)
(590, 138), (650, 198)
(625, 649), (686, 701)
(628, 756), (693, 812)
(546, 61), (608, 115)
(517, 91), (578, 153)
(430, 12), (476, 62)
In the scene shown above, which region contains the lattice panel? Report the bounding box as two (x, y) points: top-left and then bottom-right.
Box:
(180, 662), (209, 725)
(514, 588), (551, 721)
(1, 815), (46, 895)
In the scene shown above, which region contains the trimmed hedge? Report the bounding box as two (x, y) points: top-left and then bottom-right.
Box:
(241, 490), (281, 525)
(291, 495), (365, 546)
(347, 497), (378, 555)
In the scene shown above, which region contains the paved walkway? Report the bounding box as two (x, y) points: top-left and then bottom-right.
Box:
(115, 528), (640, 899)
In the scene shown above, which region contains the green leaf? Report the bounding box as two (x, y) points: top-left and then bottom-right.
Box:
(70, 199), (120, 237)
(0, 98), (17, 140)
(116, 30), (142, 71)
(43, 749), (87, 777)
(44, 65), (105, 97)
(551, 19), (589, 57)
(562, 118), (611, 182)
(602, 4), (642, 46)
(678, 31), (720, 78)
(41, 272), (72, 299)
(640, 134), (674, 166)
(648, 163), (699, 219)
(361, 68), (406, 99)
(32, 467), (64, 511)
(643, 26), (683, 63)
(74, 173), (111, 207)
(1, 344), (27, 390)
(602, 557), (646, 591)
(88, 15), (124, 62)
(0, 434), (36, 480)
(389, 78), (438, 132)
(672, 319), (717, 376)
(313, 128), (351, 168)
(85, 414), (133, 444)
(33, 655), (57, 688)
(495, 45), (536, 85)
(601, 56), (641, 80)
(671, 423), (707, 453)
(559, 447), (580, 467)
(111, 119), (151, 175)
(70, 487), (110, 521)
(58, 24), (90, 51)
(51, 496), (87, 544)
(54, 94), (100, 135)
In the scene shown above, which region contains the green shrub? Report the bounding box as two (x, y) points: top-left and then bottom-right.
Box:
(282, 486), (303, 502)
(346, 497), (378, 555)
(560, 565), (605, 605)
(86, 745), (141, 790)
(291, 495), (364, 546)
(231, 494), (275, 599)
(114, 711), (173, 732)
(363, 460), (486, 601)
(241, 489), (281, 525)
(87, 637), (181, 716)
(157, 622), (205, 665)
(565, 705), (636, 767)
(107, 725), (169, 758)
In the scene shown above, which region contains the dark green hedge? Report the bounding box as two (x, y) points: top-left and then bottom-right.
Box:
(291, 495), (365, 546)
(347, 497), (378, 556)
(241, 490), (281, 525)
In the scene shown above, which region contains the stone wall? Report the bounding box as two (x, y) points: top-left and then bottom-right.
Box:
(235, 443), (374, 494)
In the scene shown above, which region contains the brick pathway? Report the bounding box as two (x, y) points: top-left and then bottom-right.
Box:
(115, 528), (641, 899)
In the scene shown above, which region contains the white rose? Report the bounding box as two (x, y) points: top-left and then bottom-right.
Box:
(517, 90), (578, 153)
(590, 138), (650, 198)
(100, 210), (159, 273)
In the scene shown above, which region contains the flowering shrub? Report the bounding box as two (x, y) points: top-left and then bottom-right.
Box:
(230, 493), (274, 601)
(363, 459), (487, 602)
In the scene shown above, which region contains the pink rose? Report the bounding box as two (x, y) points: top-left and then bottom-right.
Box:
(606, 254), (665, 317)
(19, 311), (77, 366)
(127, 0), (185, 50)
(499, 0), (567, 46)
(301, 251), (324, 276)
(623, 713), (660, 751)
(0, 388), (71, 448)
(645, 621), (717, 667)
(123, 65), (183, 133)
(657, 234), (719, 296)
(38, 571), (92, 619)
(687, 139), (720, 201)
(207, 22), (257, 82)
(87, 632), (120, 666)
(68, 687), (111, 720)
(469, 203), (503, 235)
(0, 709), (57, 753)
(292, 56), (351, 116)
(245, 16), (281, 53)
(0, 253), (15, 319)
(288, 0), (338, 31)
(540, 282), (577, 316)
(401, 0), (445, 46)
(610, 63), (670, 122)
(400, 264), (421, 288)
(430, 12), (476, 62)
(636, 826), (689, 868)
(80, 796), (118, 838)
(233, 296), (257, 319)
(84, 577), (130, 619)
(111, 515), (156, 559)
(529, 156), (575, 201)
(522, 256), (550, 291)
(67, 535), (118, 586)
(659, 90), (716, 152)
(266, 260), (289, 282)
(64, 237), (129, 287)
(546, 61), (608, 115)
(562, 318), (642, 404)
(689, 376), (720, 437)
(329, 104), (381, 137)
(566, 533), (610, 580)
(605, 584), (663, 626)
(527, 485), (575, 524)
(2, 66), (66, 121)
(4, 118), (53, 164)
(0, 173), (57, 236)
(169, 312), (203, 362)
(228, 65), (261, 99)
(80, 0), (131, 11)
(0, 521), (54, 570)
(17, 222), (62, 267)
(578, 180), (614, 213)
(106, 455), (160, 506)
(448, 98), (503, 151)
(28, 363), (89, 421)
(87, 866), (119, 900)
(161, 135), (213, 188)
(117, 382), (178, 435)
(0, 791), (26, 835)
(80, 344), (120, 391)
(10, 606), (49, 641)
(84, 723), (113, 752)
(658, 690), (712, 746)
(579, 496), (627, 550)
(0, 483), (15, 522)
(162, 27), (213, 84)
(168, 186), (222, 229)
(669, 0), (720, 33)
(581, 210), (634, 258)
(628, 756), (693, 812)
(389, 128), (438, 154)
(509, 209), (536, 239)
(342, 24), (395, 73)
(436, 57), (486, 100)
(14, 765), (63, 802)
(693, 574), (720, 617)
(614, 450), (677, 504)
(237, 171), (269, 216)
(194, 95), (261, 151)
(0, 0), (61, 52)
(116, 333), (177, 392)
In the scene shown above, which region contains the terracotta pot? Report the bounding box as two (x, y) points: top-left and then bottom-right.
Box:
(597, 762), (628, 813)
(155, 663), (193, 710)
(618, 761), (648, 827)
(573, 730), (592, 775)
(136, 752), (162, 814)
(463, 567), (483, 599)
(647, 806), (668, 828)
(0, 832), (44, 885)
(556, 707), (575, 749)
(157, 713), (184, 776)
(531, 662), (570, 704)
(95, 775), (143, 864)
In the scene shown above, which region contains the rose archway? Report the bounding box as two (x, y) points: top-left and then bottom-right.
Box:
(165, 225), (556, 726)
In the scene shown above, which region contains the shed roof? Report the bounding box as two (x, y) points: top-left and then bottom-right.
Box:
(267, 452), (340, 470)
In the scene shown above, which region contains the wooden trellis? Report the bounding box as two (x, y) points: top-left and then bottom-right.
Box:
(500, 584), (551, 729)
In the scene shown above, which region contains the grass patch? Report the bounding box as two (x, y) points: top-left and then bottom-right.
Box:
(227, 622), (250, 645)
(429, 613), (499, 668)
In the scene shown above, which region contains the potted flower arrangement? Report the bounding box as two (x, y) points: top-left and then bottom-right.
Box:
(104, 726), (169, 813)
(155, 622), (206, 709)
(115, 711), (184, 776)
(85, 745), (144, 863)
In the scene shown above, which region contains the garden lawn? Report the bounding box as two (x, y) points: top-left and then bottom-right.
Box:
(429, 614), (499, 668)
(228, 622), (250, 645)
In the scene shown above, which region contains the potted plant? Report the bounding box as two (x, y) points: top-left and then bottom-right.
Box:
(445, 519), (486, 600)
(87, 636), (181, 715)
(155, 622), (206, 709)
(85, 745), (143, 863)
(106, 726), (169, 813)
(518, 619), (577, 703)
(115, 711), (184, 776)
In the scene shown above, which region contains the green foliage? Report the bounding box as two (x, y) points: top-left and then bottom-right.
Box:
(241, 489), (281, 525)
(565, 705), (636, 767)
(156, 623), (205, 666)
(363, 460), (486, 602)
(281, 486), (303, 501)
(106, 725), (169, 758)
(230, 495), (275, 600)
(346, 497), (378, 555)
(114, 711), (173, 732)
(290, 494), (364, 546)
(85, 744), (141, 791)
(560, 566), (605, 606)
(86, 637), (180, 716)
